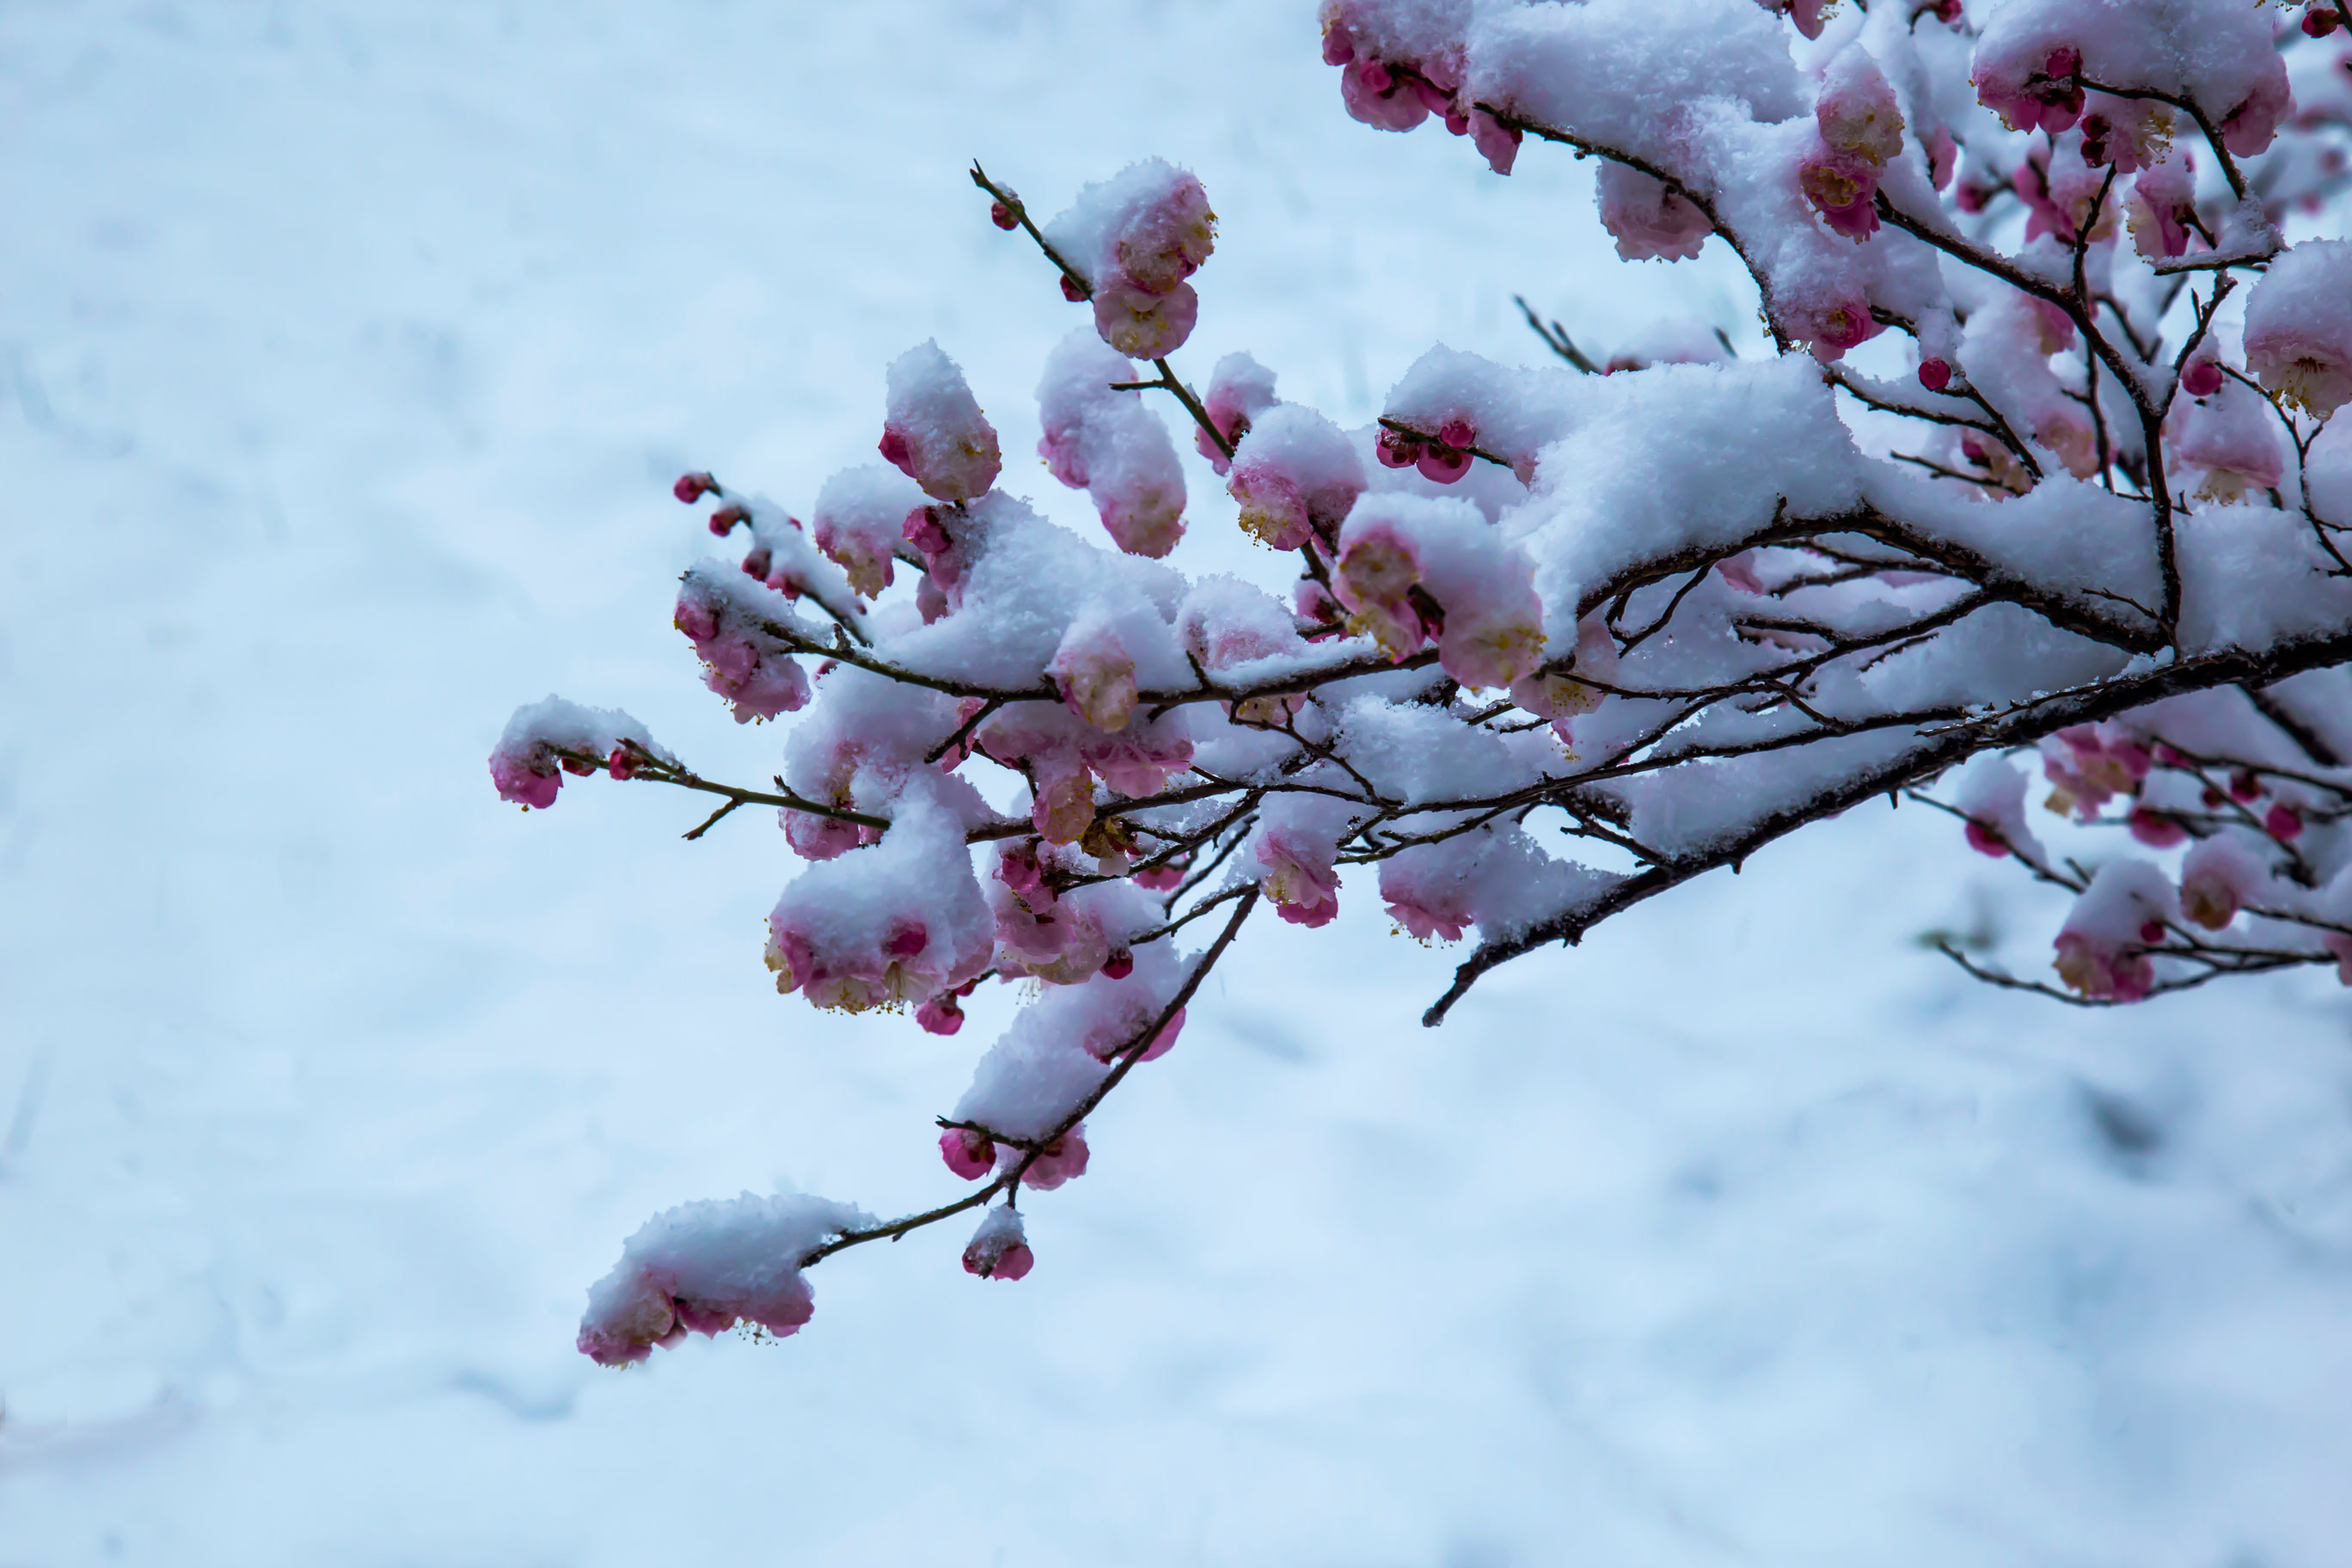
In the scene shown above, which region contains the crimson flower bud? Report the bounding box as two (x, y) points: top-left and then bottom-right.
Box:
(1061, 274), (1087, 303)
(989, 200), (1019, 230)
(2139, 921), (2167, 945)
(608, 746), (640, 781)
(741, 547), (772, 580)
(1918, 357), (1952, 392)
(2265, 804), (2305, 840)
(708, 502), (749, 536)
(673, 471), (717, 504)
(1101, 948), (1134, 979)
(2180, 359), (2224, 398)
(2306, 5), (2341, 36)
(1375, 426), (1424, 469)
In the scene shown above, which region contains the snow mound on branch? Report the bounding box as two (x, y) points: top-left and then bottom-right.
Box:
(578, 1191), (873, 1366)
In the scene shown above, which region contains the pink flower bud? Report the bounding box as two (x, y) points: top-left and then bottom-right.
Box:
(2128, 809), (2188, 848)
(1376, 426), (1424, 468)
(1133, 862), (1185, 891)
(708, 502), (749, 536)
(2307, 4), (2342, 35)
(2265, 804), (2304, 840)
(1021, 1130), (1090, 1190)
(2231, 769), (2264, 802)
(1918, 358), (1952, 392)
(1417, 445), (1472, 483)
(1321, 22), (1354, 66)
(2180, 359), (2224, 398)
(916, 991), (965, 1035)
(1101, 948), (1135, 979)
(1965, 819), (2009, 858)
(2139, 920), (2168, 945)
(673, 471), (717, 504)
(989, 199), (1018, 230)
(1060, 273), (1087, 303)
(940, 1126), (994, 1179)
(961, 1205), (1033, 1278)
(903, 505), (952, 558)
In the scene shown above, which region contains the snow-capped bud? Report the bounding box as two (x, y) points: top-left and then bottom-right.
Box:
(940, 1125), (995, 1179)
(1021, 1129), (1090, 1190)
(1799, 146), (1881, 242)
(962, 1205), (1033, 1278)
(741, 545), (772, 580)
(674, 471), (718, 505)
(882, 341), (1002, 502)
(1918, 358), (1952, 392)
(709, 501), (749, 536)
(2179, 358), (2224, 399)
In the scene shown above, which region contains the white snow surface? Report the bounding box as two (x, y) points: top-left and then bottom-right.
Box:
(3, 3), (2351, 1565)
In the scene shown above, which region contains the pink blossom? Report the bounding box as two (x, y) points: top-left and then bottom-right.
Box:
(1784, 293), (1880, 362)
(1197, 352), (1279, 473)
(1049, 617), (1140, 732)
(1816, 49), (1906, 167)
(1253, 821), (1343, 928)
(917, 991), (966, 1036)
(940, 1126), (995, 1179)
(1799, 145), (1880, 241)
(1333, 518), (1433, 661)
(1021, 1129), (1090, 1190)
(1978, 45), (2085, 137)
(881, 341), (1002, 504)
(1754, 0), (1828, 40)
(1112, 170), (1216, 296)
(2245, 242), (2352, 417)
(1470, 110), (1521, 176)
(2179, 836), (2263, 929)
(2053, 930), (2155, 1001)
(674, 581), (810, 723)
(491, 753), (561, 810)
(1226, 404), (1367, 552)
(1965, 819), (2010, 858)
(1032, 759), (1098, 845)
(1596, 163), (1712, 262)
(1340, 58), (1430, 132)
(962, 1205), (1033, 1277)
(1093, 277), (1199, 358)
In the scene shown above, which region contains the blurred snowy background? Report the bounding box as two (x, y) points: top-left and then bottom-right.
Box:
(4, 2), (2351, 1562)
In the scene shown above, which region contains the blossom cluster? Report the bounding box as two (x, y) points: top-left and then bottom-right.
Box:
(499, 0), (2352, 1361)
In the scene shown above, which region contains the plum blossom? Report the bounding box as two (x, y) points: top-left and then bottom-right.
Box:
(2245, 241), (2352, 417)
(577, 1192), (869, 1366)
(879, 341), (1001, 504)
(1332, 494), (1545, 689)
(1596, 163), (1713, 262)
(1226, 404), (1367, 551)
(962, 1205), (1033, 1279)
(1197, 352), (1280, 472)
